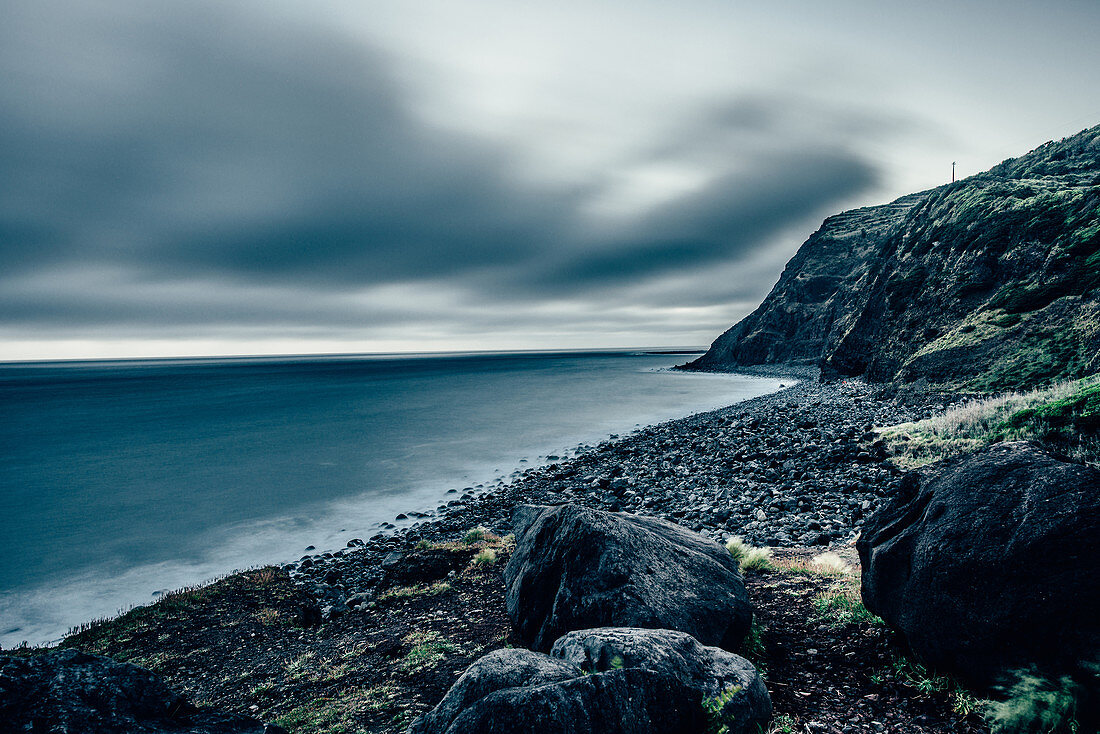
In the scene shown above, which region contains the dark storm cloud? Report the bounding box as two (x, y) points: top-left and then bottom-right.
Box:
(537, 149), (876, 290)
(0, 0), (580, 287)
(0, 0), (886, 335)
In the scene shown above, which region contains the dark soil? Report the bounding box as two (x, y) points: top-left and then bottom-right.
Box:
(745, 548), (986, 734)
(48, 540), (989, 734)
(57, 542), (514, 733)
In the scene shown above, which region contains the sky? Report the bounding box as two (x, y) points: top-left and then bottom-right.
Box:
(2, 0), (1099, 361)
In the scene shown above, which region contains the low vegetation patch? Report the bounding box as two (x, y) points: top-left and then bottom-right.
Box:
(701, 684), (744, 734)
(880, 373), (1100, 467)
(770, 551), (854, 577)
(472, 548), (497, 566)
(877, 654), (982, 719)
(377, 581), (452, 603)
(462, 527), (489, 544)
(398, 631), (462, 675)
(725, 537), (774, 573)
(812, 587), (883, 629)
(985, 665), (1098, 734)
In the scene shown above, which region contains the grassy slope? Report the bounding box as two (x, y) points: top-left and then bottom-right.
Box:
(878, 373), (1100, 468)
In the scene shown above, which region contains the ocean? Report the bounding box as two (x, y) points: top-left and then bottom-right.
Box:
(0, 350), (787, 647)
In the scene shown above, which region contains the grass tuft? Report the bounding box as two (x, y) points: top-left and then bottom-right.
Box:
(463, 527), (489, 544)
(984, 667), (1095, 734)
(726, 537), (774, 573)
(377, 581), (452, 602)
(809, 552), (853, 576)
(812, 585), (883, 628)
(472, 548), (497, 566)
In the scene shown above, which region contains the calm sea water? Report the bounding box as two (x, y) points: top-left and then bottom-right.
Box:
(0, 350), (787, 647)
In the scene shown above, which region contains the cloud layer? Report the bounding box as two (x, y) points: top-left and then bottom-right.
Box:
(3, 0), (1096, 357)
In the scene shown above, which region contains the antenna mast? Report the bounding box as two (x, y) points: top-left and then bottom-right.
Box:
(952, 161), (956, 183)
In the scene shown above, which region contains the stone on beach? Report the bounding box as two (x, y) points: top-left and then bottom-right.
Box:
(551, 627), (771, 734)
(859, 441), (1100, 688)
(504, 504), (753, 652)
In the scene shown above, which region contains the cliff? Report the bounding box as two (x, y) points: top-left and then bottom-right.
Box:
(688, 124), (1100, 390)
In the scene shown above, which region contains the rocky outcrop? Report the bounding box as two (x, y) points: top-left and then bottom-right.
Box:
(407, 649), (582, 734)
(504, 504), (752, 652)
(687, 194), (926, 370)
(414, 666), (703, 734)
(858, 442), (1100, 688)
(687, 124), (1100, 390)
(0, 649), (284, 734)
(551, 627), (770, 734)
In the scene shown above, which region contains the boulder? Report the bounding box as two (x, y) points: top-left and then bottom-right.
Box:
(437, 668), (704, 734)
(550, 627), (770, 734)
(407, 649), (581, 734)
(858, 442), (1100, 687)
(504, 505), (752, 652)
(0, 649), (285, 733)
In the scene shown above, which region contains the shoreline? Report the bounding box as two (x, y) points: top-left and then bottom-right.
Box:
(5, 367), (943, 647)
(282, 370), (941, 622)
(5, 371), (987, 734)
(0, 357), (787, 649)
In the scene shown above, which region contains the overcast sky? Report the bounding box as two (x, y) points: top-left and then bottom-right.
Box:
(2, 0), (1098, 360)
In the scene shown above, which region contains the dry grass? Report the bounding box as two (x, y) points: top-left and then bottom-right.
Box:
(769, 551), (854, 577)
(725, 537), (774, 573)
(880, 374), (1100, 468)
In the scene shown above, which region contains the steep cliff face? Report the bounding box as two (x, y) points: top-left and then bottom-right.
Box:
(688, 124), (1100, 390)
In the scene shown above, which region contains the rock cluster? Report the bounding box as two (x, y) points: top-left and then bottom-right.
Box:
(408, 505), (770, 734)
(0, 649), (285, 734)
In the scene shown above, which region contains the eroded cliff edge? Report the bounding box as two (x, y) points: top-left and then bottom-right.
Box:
(687, 124), (1100, 390)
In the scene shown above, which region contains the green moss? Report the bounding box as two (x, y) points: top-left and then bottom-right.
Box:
(398, 631), (461, 675)
(812, 590), (883, 628)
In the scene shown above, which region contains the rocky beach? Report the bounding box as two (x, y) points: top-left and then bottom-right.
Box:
(2, 369), (998, 734)
(287, 369), (941, 614)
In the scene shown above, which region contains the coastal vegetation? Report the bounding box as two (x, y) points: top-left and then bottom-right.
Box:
(880, 373), (1100, 468)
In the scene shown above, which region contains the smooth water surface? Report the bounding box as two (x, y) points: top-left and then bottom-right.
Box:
(0, 350), (788, 646)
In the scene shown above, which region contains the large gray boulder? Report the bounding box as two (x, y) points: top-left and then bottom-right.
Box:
(504, 505), (752, 652)
(0, 649), (284, 733)
(550, 627), (770, 734)
(438, 668), (704, 734)
(859, 442), (1100, 688)
(407, 649), (582, 734)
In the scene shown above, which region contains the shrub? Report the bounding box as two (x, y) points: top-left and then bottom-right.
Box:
(463, 527), (488, 544)
(725, 537), (774, 573)
(985, 669), (1085, 734)
(473, 548), (497, 566)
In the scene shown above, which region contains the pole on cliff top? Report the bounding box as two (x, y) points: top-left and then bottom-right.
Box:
(952, 161), (956, 182)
